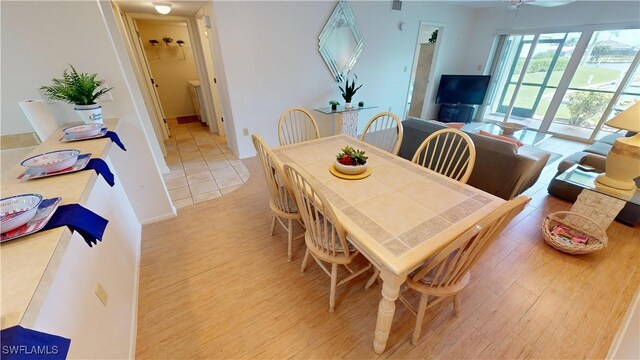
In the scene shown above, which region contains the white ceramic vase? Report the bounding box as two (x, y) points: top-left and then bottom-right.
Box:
(74, 104), (103, 125)
(345, 102), (352, 109)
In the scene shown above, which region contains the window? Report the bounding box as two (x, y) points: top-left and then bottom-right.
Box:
(485, 28), (640, 141)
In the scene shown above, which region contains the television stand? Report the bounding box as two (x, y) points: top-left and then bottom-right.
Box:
(438, 104), (474, 123)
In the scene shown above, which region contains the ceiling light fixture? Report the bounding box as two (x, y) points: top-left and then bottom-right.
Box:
(153, 2), (173, 15)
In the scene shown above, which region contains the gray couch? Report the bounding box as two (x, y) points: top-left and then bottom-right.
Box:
(547, 132), (640, 226)
(398, 119), (551, 200)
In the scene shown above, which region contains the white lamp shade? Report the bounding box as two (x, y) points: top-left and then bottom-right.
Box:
(605, 101), (640, 133)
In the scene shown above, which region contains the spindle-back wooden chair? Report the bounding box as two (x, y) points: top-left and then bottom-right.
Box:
(277, 107), (319, 146)
(411, 128), (476, 183)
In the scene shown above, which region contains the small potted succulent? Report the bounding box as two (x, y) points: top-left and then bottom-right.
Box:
(339, 75), (362, 109)
(40, 65), (112, 125)
(335, 146), (368, 175)
(329, 100), (340, 111)
(358, 101), (364, 107)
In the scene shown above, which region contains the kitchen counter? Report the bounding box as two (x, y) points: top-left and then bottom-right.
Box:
(0, 118), (141, 358)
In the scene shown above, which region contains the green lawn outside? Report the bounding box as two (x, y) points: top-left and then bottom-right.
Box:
(502, 65), (622, 120)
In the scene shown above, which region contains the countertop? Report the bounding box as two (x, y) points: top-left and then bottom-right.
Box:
(0, 119), (119, 329)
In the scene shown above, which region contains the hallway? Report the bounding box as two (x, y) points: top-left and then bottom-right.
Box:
(162, 118), (250, 208)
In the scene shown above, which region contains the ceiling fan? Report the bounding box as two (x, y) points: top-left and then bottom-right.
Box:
(509, 0), (576, 8)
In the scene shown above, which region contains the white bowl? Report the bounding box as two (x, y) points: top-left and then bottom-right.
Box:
(63, 124), (103, 138)
(334, 160), (368, 175)
(1, 194), (43, 233)
(21, 149), (81, 173)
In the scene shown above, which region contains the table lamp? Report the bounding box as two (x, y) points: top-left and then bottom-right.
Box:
(595, 101), (640, 191)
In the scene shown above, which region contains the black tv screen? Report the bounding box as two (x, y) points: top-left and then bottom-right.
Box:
(435, 75), (491, 105)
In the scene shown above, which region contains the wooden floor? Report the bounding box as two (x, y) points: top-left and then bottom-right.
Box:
(136, 137), (639, 359)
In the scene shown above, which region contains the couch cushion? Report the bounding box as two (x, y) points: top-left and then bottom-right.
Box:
(478, 130), (524, 147)
(584, 142), (612, 156)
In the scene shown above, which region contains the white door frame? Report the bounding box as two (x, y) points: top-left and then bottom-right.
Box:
(124, 15), (171, 140)
(122, 12), (218, 136)
(195, 10), (225, 136)
(403, 21), (445, 120)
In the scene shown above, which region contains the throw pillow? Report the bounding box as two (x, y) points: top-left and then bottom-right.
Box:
(431, 120), (465, 129)
(478, 130), (524, 147)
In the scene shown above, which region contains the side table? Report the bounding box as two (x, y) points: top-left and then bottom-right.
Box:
(314, 105), (378, 137)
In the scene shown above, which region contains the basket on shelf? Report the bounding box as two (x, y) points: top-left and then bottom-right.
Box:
(542, 211), (607, 254)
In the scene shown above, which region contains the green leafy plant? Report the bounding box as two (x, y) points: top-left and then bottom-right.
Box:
(40, 65), (112, 106)
(339, 75), (362, 103)
(566, 91), (610, 127)
(428, 29), (438, 44)
(329, 100), (340, 106)
(336, 146), (368, 166)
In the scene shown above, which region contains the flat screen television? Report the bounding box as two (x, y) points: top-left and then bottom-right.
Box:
(435, 75), (491, 105)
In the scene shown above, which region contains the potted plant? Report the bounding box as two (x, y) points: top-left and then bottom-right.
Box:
(358, 101), (364, 107)
(149, 39), (159, 46)
(339, 75), (362, 109)
(162, 36), (173, 46)
(335, 146), (368, 175)
(40, 65), (112, 125)
(329, 100), (340, 111)
(176, 40), (185, 47)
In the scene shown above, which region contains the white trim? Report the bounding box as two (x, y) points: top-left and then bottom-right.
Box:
(607, 289), (640, 359)
(140, 207), (177, 225)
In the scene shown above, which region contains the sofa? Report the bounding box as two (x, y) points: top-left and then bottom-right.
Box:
(398, 119), (551, 200)
(547, 132), (640, 226)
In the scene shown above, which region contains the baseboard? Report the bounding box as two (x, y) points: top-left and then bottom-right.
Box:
(140, 207), (177, 224)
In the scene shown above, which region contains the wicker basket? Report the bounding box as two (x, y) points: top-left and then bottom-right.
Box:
(542, 211), (608, 255)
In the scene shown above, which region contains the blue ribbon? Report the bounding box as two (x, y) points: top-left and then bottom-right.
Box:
(0, 325), (70, 360)
(105, 131), (127, 151)
(41, 204), (108, 247)
(85, 159), (115, 187)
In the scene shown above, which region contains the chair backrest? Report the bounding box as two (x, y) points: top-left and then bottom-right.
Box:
(411, 128), (476, 183)
(282, 163), (352, 259)
(252, 134), (297, 216)
(360, 112), (404, 154)
(411, 195), (530, 288)
(278, 107), (319, 146)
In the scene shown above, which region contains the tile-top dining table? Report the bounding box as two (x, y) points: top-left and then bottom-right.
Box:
(272, 134), (505, 354)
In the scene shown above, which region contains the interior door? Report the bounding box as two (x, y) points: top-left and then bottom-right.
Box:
(132, 20), (171, 139)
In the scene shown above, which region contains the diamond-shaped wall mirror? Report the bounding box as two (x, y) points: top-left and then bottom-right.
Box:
(318, 1), (363, 82)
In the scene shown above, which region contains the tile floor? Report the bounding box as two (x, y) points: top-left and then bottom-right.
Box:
(162, 119), (250, 209)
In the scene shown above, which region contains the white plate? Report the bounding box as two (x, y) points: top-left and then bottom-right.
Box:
(63, 124), (103, 138)
(21, 149), (81, 173)
(1, 194), (43, 233)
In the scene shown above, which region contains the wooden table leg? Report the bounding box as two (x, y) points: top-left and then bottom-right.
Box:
(373, 269), (405, 354)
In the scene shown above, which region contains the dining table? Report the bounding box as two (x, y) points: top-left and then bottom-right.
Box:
(272, 134), (505, 354)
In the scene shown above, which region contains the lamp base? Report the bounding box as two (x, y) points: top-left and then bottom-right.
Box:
(595, 173), (636, 191)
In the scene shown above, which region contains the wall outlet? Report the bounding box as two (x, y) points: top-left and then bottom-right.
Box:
(477, 64), (483, 71)
(95, 283), (108, 306)
(242, 128), (249, 136)
(388, 107), (392, 112)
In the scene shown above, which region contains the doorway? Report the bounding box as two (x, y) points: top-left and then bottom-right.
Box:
(136, 19), (204, 128)
(406, 23), (441, 119)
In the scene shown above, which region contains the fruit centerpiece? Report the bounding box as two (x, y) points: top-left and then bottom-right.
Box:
(335, 146), (368, 175)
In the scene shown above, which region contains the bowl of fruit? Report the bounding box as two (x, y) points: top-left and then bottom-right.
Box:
(335, 146), (368, 175)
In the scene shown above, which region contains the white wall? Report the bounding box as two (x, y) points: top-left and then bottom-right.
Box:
(209, 1), (478, 158)
(1, 1), (175, 223)
(137, 20), (198, 118)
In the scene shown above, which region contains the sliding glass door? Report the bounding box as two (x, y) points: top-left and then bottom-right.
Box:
(485, 28), (640, 141)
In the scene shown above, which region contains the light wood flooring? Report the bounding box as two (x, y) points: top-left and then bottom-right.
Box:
(137, 136), (639, 359)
